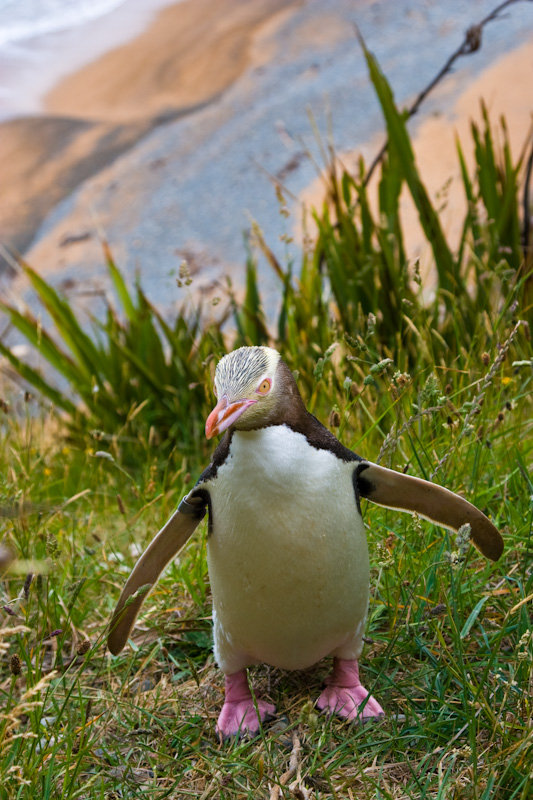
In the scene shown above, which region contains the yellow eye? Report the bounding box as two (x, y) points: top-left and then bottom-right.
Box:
(256, 379), (271, 395)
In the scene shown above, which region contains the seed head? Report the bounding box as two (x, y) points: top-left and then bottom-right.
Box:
(393, 371), (411, 389)
(45, 533), (59, 559)
(10, 654), (22, 676)
(23, 573), (33, 600)
(76, 640), (91, 657)
(455, 523), (472, 556)
(116, 494), (126, 515)
(314, 358), (324, 381)
(177, 260), (192, 287)
(329, 409), (341, 428)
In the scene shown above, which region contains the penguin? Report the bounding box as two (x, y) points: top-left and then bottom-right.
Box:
(108, 346), (503, 737)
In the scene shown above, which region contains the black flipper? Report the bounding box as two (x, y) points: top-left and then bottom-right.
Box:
(356, 462), (503, 561)
(107, 492), (207, 655)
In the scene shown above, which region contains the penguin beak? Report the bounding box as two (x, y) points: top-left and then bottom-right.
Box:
(205, 394), (257, 439)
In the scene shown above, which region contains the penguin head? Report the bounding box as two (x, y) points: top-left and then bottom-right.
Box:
(205, 346), (282, 439)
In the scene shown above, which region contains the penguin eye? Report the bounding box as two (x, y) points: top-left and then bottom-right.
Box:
(256, 378), (271, 395)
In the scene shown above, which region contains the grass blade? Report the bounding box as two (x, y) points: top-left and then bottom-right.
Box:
(0, 339), (77, 414)
(360, 35), (461, 299)
(460, 595), (490, 640)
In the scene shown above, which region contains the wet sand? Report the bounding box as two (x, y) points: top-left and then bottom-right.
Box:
(0, 0), (299, 270)
(45, 0), (298, 123)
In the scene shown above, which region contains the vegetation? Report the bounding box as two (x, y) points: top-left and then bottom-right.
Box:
(0, 42), (532, 800)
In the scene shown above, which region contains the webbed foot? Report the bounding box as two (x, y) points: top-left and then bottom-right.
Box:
(316, 658), (384, 722)
(217, 670), (276, 738)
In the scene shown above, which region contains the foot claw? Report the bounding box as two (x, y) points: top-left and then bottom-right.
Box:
(216, 670), (276, 739)
(316, 658), (384, 723)
(317, 685), (384, 722)
(217, 698), (276, 739)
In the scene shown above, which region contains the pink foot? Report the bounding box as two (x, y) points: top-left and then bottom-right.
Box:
(316, 658), (384, 722)
(216, 670), (276, 738)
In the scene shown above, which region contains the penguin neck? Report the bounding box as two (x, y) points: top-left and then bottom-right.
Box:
(211, 359), (361, 466)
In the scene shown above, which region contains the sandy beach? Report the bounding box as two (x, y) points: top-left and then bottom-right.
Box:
(0, 0), (299, 271)
(45, 0), (298, 123)
(0, 0), (532, 318)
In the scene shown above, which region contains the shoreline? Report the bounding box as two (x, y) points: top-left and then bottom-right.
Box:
(44, 0), (295, 124)
(0, 0), (178, 121)
(0, 0), (300, 271)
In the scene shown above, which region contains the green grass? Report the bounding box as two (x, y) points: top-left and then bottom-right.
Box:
(1, 328), (532, 799)
(1, 39), (533, 799)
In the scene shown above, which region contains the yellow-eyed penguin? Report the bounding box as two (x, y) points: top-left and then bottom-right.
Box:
(108, 346), (503, 737)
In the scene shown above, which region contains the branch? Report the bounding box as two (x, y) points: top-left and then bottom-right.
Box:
(362, 0), (532, 188)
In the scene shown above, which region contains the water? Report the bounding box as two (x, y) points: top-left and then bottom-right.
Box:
(0, 0), (127, 47)
(0, 0), (176, 118)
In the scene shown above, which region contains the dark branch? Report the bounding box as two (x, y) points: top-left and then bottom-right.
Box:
(362, 0), (532, 188)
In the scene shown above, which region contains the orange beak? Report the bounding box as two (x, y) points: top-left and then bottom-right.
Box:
(205, 394), (257, 439)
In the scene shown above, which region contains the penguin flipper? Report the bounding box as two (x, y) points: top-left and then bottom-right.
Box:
(107, 492), (207, 655)
(355, 462), (503, 562)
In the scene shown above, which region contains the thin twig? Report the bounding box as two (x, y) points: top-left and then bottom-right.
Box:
(270, 732), (305, 800)
(362, 0), (532, 188)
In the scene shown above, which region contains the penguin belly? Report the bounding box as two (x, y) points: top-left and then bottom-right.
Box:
(206, 426), (369, 673)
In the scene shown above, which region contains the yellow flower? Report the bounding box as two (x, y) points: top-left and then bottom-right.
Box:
(501, 377), (512, 386)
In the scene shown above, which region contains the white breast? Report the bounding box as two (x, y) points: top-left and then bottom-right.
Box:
(206, 426), (370, 673)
